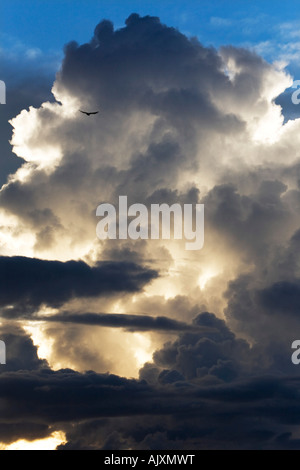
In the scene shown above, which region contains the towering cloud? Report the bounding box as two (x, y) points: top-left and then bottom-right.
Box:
(1, 13), (300, 449)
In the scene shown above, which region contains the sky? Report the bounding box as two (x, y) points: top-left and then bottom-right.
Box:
(2, 0), (300, 451)
(2, 0), (300, 52)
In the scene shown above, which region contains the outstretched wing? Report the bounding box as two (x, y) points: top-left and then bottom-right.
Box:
(79, 110), (99, 115)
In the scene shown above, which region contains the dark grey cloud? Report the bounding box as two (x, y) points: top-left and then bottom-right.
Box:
(203, 180), (295, 261)
(64, 374), (300, 450)
(0, 324), (47, 372)
(2, 320), (300, 450)
(0, 325), (51, 443)
(221, 223), (300, 376)
(258, 280), (300, 315)
(140, 312), (252, 384)
(0, 256), (158, 310)
(34, 311), (209, 333)
(59, 14), (227, 113)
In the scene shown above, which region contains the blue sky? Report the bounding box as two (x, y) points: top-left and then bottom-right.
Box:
(2, 0), (300, 68)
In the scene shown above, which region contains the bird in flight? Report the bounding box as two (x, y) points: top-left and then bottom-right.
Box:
(79, 110), (99, 116)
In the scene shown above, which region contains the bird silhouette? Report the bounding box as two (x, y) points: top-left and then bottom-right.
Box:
(79, 110), (99, 116)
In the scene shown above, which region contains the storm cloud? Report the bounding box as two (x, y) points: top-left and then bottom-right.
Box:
(1, 12), (300, 450)
(0, 256), (158, 309)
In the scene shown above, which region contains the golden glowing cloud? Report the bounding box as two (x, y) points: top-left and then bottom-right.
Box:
(2, 431), (66, 451)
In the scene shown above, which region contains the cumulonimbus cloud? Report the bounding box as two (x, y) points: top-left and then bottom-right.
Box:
(1, 13), (300, 449)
